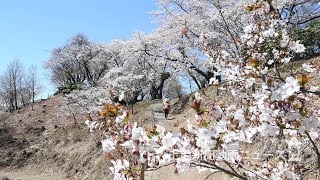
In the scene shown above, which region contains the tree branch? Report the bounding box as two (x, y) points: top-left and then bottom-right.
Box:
(204, 170), (221, 180)
(193, 161), (248, 180)
(305, 131), (320, 169)
(145, 162), (175, 171)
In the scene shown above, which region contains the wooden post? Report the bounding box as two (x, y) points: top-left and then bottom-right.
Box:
(140, 162), (147, 180)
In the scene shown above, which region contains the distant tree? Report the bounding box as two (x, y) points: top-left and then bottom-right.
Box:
(162, 76), (183, 99)
(18, 70), (29, 107)
(98, 33), (174, 100)
(279, 0), (320, 28)
(45, 33), (111, 90)
(0, 86), (12, 110)
(0, 60), (24, 110)
(26, 65), (42, 110)
(0, 61), (42, 111)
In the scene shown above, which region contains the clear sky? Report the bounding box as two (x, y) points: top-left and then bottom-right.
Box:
(0, 0), (156, 98)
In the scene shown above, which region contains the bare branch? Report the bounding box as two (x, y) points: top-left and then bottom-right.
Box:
(145, 162), (175, 171)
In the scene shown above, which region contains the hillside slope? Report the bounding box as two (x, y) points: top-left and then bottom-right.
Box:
(0, 96), (112, 179)
(0, 94), (225, 179)
(1, 56), (319, 179)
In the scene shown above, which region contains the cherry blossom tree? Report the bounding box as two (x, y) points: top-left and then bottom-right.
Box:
(83, 1), (320, 180)
(46, 1), (320, 179)
(150, 0), (319, 88)
(279, 0), (320, 27)
(45, 33), (111, 88)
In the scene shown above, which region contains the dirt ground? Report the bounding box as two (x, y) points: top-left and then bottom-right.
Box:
(0, 96), (112, 180)
(0, 170), (63, 180)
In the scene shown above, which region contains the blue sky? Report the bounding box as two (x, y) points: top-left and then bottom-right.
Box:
(0, 0), (156, 98)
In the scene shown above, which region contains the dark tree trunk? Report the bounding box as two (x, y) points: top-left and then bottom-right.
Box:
(150, 85), (157, 100)
(32, 90), (35, 110)
(150, 72), (170, 100)
(14, 85), (18, 110)
(20, 93), (26, 107)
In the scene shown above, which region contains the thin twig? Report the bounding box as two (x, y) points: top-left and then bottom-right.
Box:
(239, 164), (270, 180)
(204, 170), (221, 180)
(145, 162), (175, 171)
(223, 160), (239, 175)
(193, 161), (248, 180)
(274, 64), (285, 83)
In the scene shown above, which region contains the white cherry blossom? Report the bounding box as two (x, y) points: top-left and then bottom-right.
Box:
(101, 139), (116, 153)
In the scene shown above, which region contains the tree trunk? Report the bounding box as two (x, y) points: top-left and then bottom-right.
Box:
(14, 84), (18, 110)
(20, 92), (26, 107)
(150, 85), (157, 100)
(10, 98), (14, 112)
(150, 72), (170, 100)
(156, 80), (165, 99)
(188, 71), (201, 90)
(32, 90), (35, 110)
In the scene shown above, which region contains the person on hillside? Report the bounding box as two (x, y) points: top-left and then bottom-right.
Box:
(162, 98), (171, 119)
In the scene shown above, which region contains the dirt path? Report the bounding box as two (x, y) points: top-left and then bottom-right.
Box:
(144, 164), (228, 180)
(0, 170), (64, 180)
(142, 102), (227, 180)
